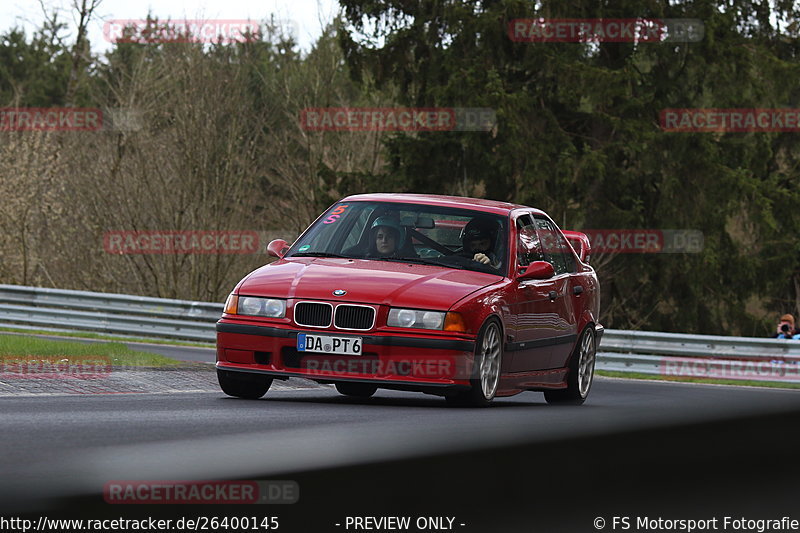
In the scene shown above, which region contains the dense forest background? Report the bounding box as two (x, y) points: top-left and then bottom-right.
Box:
(0, 0), (798, 336)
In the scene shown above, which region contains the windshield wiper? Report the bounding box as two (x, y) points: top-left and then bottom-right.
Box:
(291, 252), (351, 258)
(378, 256), (467, 269)
(400, 256), (503, 274)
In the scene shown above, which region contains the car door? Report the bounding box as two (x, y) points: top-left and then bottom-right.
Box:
(506, 214), (560, 372)
(533, 215), (579, 369)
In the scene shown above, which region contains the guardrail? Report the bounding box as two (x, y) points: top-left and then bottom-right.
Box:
(597, 330), (800, 384)
(1, 284), (799, 384)
(0, 284), (220, 342)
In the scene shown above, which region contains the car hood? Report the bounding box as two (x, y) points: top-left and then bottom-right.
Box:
(238, 258), (502, 309)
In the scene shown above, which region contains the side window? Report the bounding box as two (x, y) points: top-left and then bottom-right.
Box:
(533, 217), (575, 275)
(516, 215), (545, 268)
(563, 238), (576, 273)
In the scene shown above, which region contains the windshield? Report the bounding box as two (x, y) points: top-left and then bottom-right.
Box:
(287, 201), (508, 276)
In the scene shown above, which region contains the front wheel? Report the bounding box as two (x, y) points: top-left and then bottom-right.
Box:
(218, 369), (272, 399)
(446, 319), (503, 407)
(544, 326), (596, 405)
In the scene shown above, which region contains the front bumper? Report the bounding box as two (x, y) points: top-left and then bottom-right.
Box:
(216, 320), (477, 388)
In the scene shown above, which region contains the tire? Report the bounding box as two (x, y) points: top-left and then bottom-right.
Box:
(335, 382), (378, 398)
(217, 369), (272, 399)
(544, 325), (596, 405)
(446, 319), (503, 407)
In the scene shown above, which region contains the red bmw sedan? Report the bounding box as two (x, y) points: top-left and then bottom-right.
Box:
(216, 193), (602, 406)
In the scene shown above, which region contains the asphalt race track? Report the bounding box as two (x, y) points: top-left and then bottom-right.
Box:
(2, 343), (800, 533)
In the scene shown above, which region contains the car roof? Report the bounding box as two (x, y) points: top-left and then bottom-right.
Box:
(340, 193), (544, 216)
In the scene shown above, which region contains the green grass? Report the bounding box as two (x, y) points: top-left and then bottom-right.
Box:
(0, 326), (213, 348)
(596, 369), (800, 390)
(0, 334), (181, 367)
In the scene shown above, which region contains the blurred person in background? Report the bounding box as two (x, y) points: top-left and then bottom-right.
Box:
(772, 314), (800, 339)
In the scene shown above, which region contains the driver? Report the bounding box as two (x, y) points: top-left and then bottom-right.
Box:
(367, 217), (404, 258)
(461, 217), (501, 268)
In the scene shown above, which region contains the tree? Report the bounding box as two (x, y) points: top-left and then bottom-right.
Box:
(338, 0), (800, 334)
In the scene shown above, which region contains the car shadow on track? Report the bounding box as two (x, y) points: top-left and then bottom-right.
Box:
(218, 392), (550, 409)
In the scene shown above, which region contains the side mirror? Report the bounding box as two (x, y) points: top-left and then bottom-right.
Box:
(267, 239), (289, 258)
(518, 261), (555, 280)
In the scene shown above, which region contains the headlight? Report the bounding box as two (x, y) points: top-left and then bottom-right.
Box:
(387, 308), (446, 330)
(422, 311), (444, 329)
(237, 296), (286, 318)
(264, 299), (285, 316)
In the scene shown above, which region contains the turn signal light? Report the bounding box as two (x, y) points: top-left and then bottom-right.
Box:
(224, 294), (239, 315)
(443, 312), (466, 333)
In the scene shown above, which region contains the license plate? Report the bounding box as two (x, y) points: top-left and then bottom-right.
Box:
(297, 333), (362, 355)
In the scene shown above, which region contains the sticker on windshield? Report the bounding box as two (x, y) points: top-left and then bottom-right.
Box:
(323, 204), (349, 224)
(298, 245), (311, 252)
